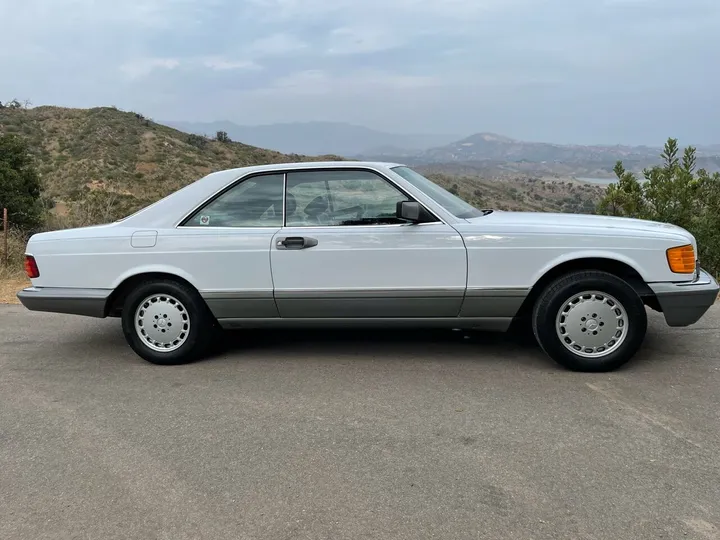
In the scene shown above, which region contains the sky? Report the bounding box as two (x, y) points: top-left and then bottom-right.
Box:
(1, 0), (719, 145)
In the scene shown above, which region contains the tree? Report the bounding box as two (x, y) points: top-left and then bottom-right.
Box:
(597, 137), (720, 277)
(0, 98), (24, 109)
(597, 161), (644, 217)
(216, 130), (231, 143)
(0, 134), (43, 231)
(187, 134), (207, 149)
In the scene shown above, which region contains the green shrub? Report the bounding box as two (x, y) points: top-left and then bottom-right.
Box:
(0, 134), (43, 231)
(598, 138), (720, 277)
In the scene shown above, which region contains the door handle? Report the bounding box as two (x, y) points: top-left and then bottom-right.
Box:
(276, 236), (318, 250)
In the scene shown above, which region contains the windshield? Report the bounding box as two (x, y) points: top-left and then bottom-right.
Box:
(390, 166), (484, 219)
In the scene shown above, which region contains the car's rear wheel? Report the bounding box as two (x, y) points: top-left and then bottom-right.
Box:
(532, 270), (647, 372)
(121, 279), (215, 365)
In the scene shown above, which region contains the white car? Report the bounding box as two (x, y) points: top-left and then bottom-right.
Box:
(18, 161), (718, 371)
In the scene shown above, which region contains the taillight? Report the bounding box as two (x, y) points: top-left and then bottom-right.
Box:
(24, 255), (40, 279)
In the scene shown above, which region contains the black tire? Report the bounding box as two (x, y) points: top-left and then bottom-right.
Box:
(121, 279), (216, 365)
(532, 270), (647, 372)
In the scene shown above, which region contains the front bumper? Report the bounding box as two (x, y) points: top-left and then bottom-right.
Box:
(649, 269), (719, 327)
(16, 287), (110, 318)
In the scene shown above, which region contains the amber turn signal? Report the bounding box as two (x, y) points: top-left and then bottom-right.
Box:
(666, 245), (696, 274)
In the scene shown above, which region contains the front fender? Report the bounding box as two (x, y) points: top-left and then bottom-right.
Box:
(531, 250), (650, 285)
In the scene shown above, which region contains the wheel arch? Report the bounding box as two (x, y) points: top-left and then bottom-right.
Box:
(105, 270), (205, 317)
(514, 255), (658, 322)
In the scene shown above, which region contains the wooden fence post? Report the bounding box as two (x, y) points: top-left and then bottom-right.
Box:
(2, 208), (7, 265)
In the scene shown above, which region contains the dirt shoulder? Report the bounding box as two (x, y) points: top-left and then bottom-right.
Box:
(0, 278), (29, 304)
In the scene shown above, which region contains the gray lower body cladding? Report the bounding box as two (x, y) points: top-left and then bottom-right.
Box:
(202, 287), (528, 331)
(18, 276), (717, 331)
(459, 288), (527, 318)
(16, 287), (526, 327)
(649, 269), (719, 327)
(273, 289), (465, 318)
(17, 287), (110, 318)
(201, 290), (280, 319)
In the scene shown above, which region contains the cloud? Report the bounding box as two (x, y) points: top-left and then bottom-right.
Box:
(119, 55), (261, 78)
(249, 34), (309, 57)
(201, 58), (261, 71)
(0, 0), (719, 144)
(325, 27), (405, 55)
(266, 69), (441, 95)
(242, 0), (512, 23)
(120, 58), (180, 79)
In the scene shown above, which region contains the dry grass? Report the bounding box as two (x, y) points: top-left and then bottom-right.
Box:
(0, 276), (28, 304)
(0, 227), (29, 303)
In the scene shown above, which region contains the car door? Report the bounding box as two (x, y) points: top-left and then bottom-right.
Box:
(270, 168), (467, 318)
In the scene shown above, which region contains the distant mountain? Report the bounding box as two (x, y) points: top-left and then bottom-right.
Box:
(359, 132), (720, 176)
(417, 132), (662, 163)
(164, 120), (460, 157)
(698, 144), (720, 155)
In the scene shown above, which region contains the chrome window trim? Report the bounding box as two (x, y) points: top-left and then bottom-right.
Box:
(282, 172), (287, 227)
(175, 166), (450, 229)
(277, 222), (446, 230)
(175, 226), (283, 231)
(178, 223), (443, 231)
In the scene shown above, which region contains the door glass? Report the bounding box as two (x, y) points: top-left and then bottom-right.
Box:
(286, 170), (412, 226)
(184, 173), (284, 227)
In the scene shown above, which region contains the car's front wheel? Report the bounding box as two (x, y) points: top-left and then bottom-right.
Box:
(121, 279), (216, 365)
(532, 270), (647, 372)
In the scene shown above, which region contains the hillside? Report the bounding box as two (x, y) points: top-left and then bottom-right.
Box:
(166, 120), (459, 157)
(0, 106), (604, 229)
(421, 171), (604, 214)
(0, 106), (341, 224)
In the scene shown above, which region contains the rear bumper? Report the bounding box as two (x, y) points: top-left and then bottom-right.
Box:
(649, 269), (719, 327)
(16, 287), (110, 318)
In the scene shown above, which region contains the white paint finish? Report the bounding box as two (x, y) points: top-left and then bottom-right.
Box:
(28, 232), (134, 289)
(149, 227), (279, 293)
(456, 210), (697, 289)
(270, 224), (466, 291)
(465, 211), (695, 244)
(130, 230), (158, 248)
(23, 161), (701, 303)
(29, 226), (279, 293)
(270, 223), (467, 317)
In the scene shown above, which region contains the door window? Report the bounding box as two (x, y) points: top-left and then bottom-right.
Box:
(285, 170), (419, 226)
(183, 173), (284, 227)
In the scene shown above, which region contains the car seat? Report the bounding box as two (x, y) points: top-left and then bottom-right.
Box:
(304, 195), (332, 225)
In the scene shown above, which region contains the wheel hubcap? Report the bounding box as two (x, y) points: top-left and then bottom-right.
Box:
(134, 294), (190, 352)
(555, 291), (628, 358)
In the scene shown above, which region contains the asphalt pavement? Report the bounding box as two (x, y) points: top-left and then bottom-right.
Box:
(1, 304), (719, 540)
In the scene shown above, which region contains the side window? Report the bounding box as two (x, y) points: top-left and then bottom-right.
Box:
(286, 170), (420, 226)
(184, 174), (284, 228)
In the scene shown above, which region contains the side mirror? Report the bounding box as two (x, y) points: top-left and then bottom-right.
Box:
(396, 201), (434, 223)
